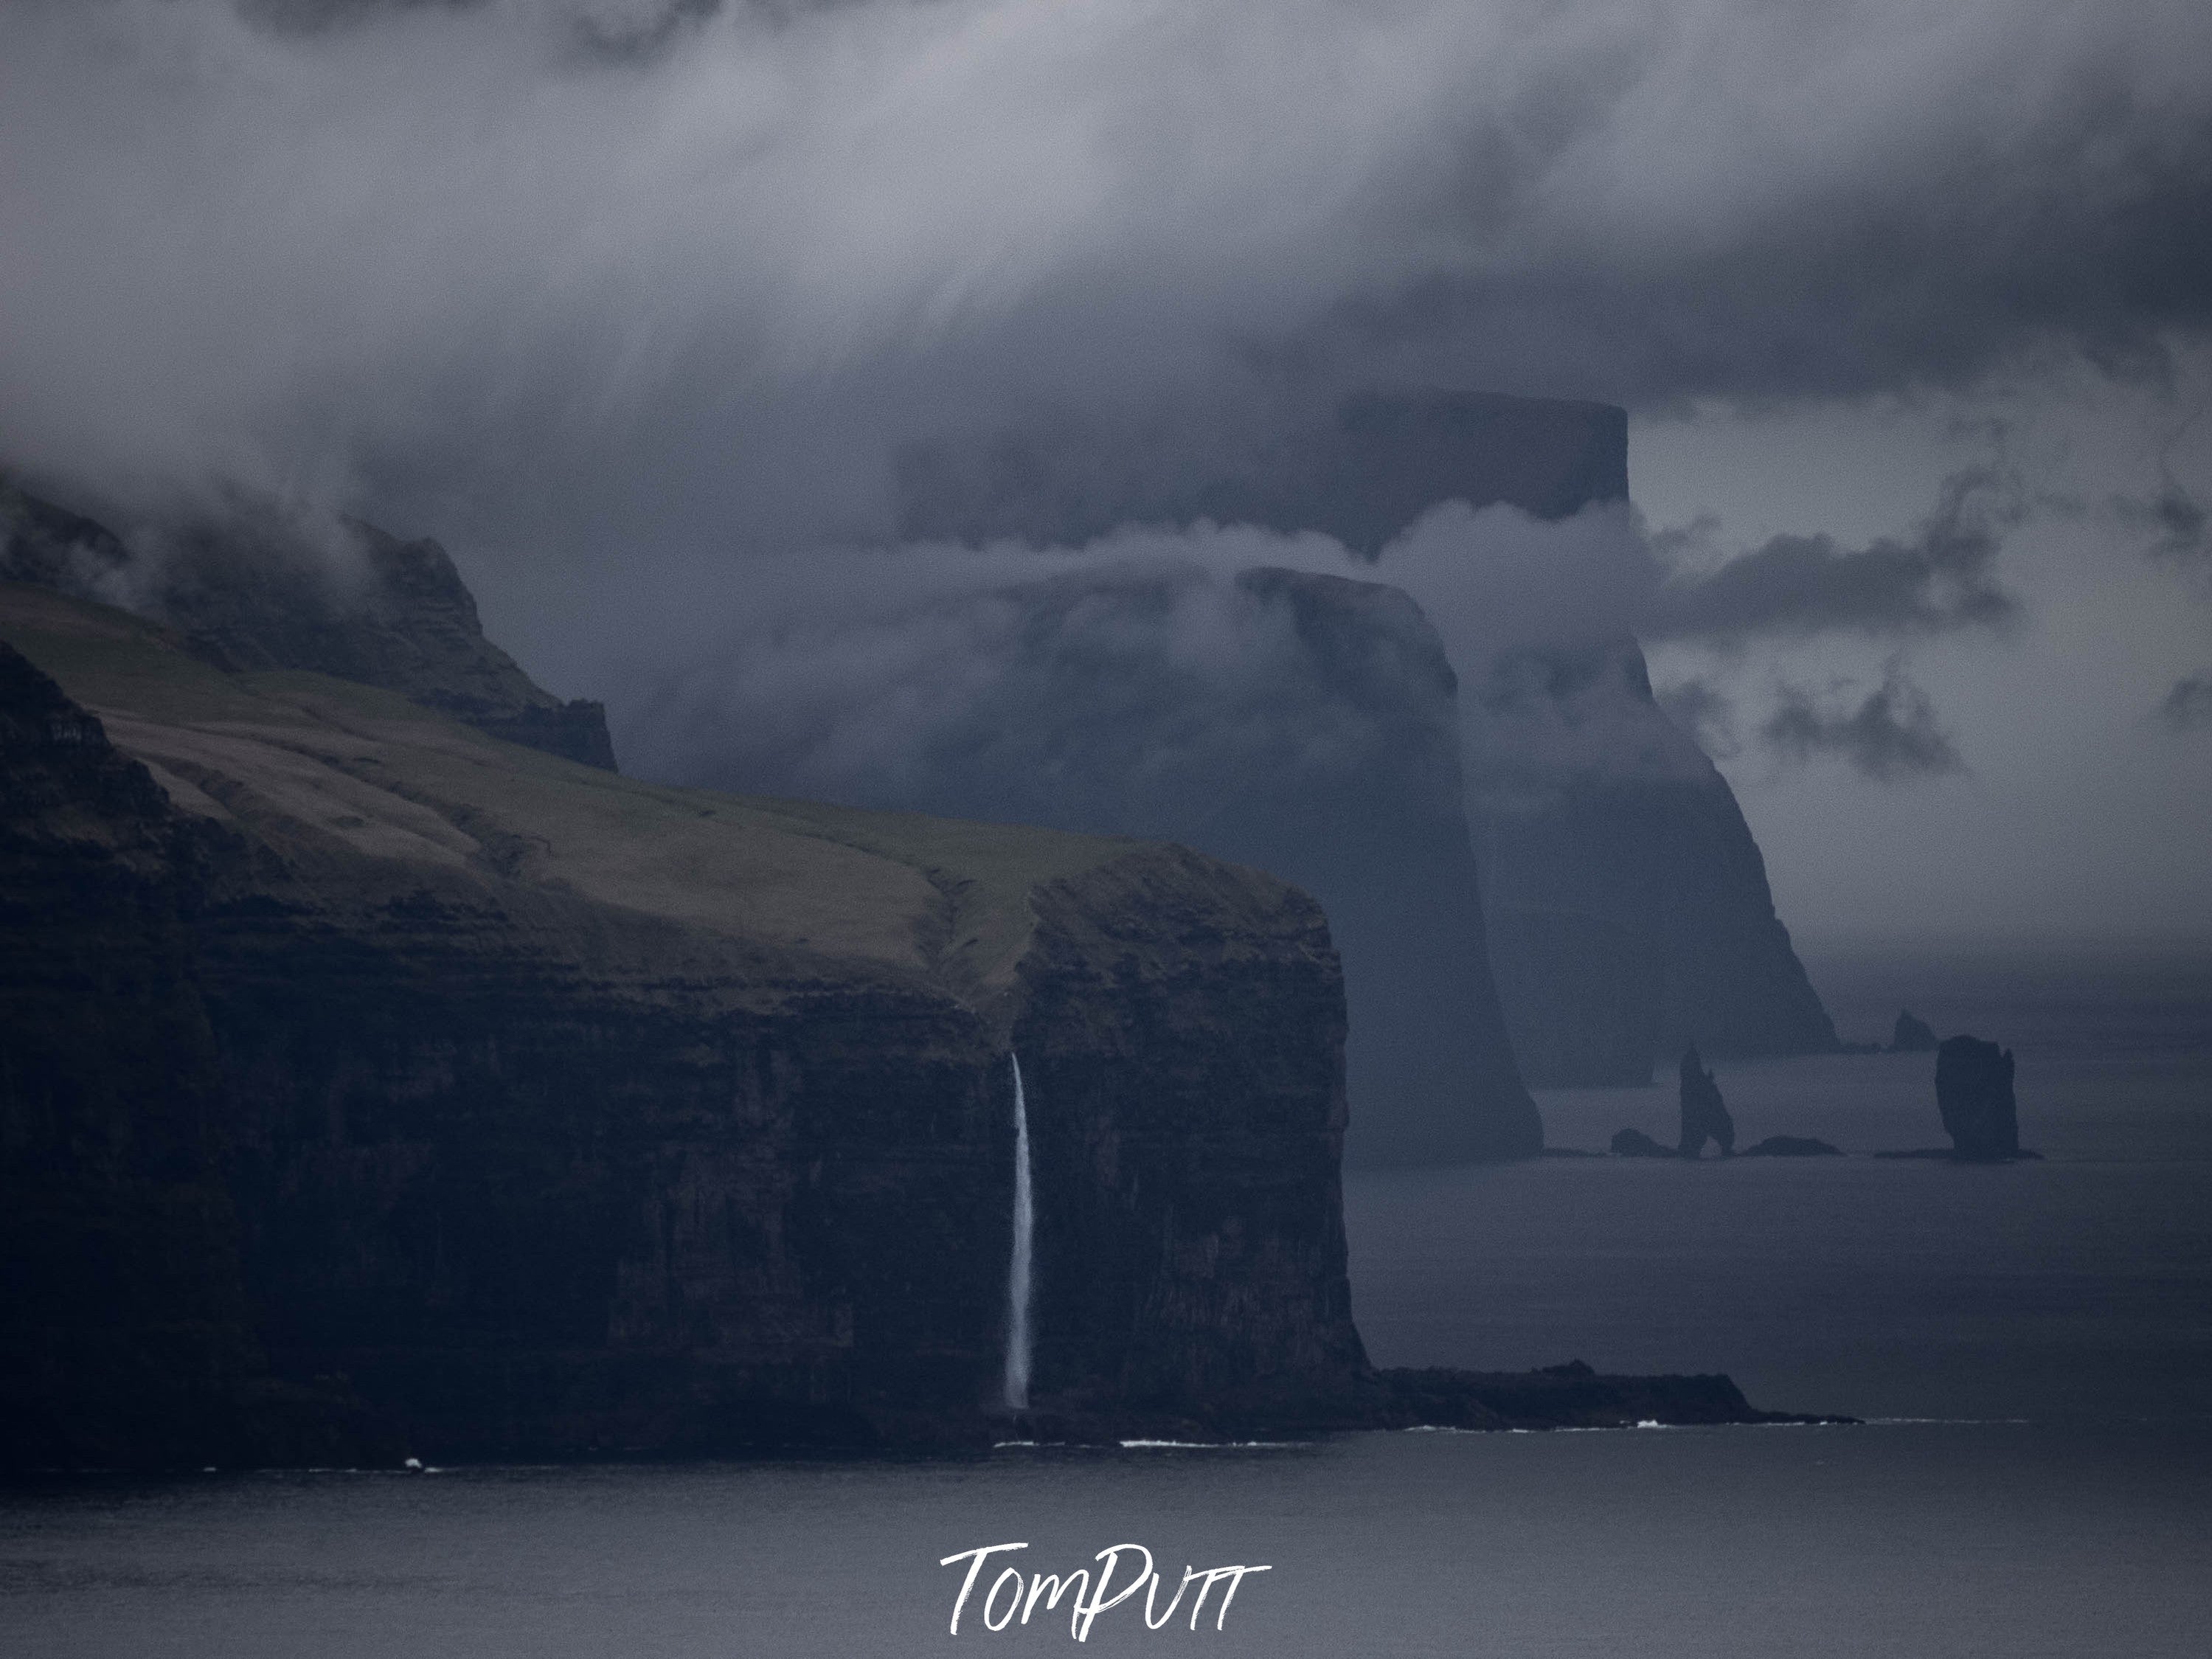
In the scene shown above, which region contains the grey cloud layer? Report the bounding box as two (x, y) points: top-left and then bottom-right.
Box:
(1647, 465), (2024, 645)
(1, 0), (2207, 550)
(2, 0), (2202, 821)
(1759, 660), (1966, 781)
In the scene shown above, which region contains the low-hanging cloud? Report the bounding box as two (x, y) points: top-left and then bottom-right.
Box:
(1654, 675), (1741, 760)
(610, 500), (1657, 797)
(1646, 464), (2023, 644)
(1759, 659), (1966, 781)
(1, 0), (2208, 576)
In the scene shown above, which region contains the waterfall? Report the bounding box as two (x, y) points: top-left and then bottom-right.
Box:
(1004, 1053), (1034, 1411)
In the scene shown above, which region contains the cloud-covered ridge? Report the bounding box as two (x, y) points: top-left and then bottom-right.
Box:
(1, 0), (2208, 560)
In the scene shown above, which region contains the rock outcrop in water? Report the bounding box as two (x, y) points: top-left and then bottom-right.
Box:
(1890, 1011), (1941, 1053)
(1677, 1045), (1736, 1158)
(1, 478), (615, 770)
(1609, 1127), (1679, 1158)
(1935, 1035), (2020, 1160)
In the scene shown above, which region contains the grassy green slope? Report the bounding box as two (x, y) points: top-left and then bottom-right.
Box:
(0, 581), (1137, 999)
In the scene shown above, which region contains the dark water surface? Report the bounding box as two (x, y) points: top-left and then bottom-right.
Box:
(5, 951), (2208, 1656)
(1349, 947), (2212, 1423)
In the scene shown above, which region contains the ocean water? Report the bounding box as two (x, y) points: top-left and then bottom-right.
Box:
(4, 951), (2208, 1657)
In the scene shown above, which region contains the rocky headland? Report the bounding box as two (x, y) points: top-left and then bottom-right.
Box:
(0, 579), (1354, 1463)
(1, 555), (1824, 1468)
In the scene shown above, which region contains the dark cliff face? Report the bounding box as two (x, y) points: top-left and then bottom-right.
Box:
(0, 641), (396, 1469)
(1219, 571), (1539, 1163)
(1, 581), (1366, 1464)
(1, 479), (615, 771)
(0, 639), (244, 1467)
(1012, 845), (1367, 1420)
(1468, 640), (1840, 1084)
(195, 861), (1017, 1454)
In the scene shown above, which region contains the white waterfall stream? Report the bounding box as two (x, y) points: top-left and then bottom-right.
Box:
(1004, 1053), (1034, 1411)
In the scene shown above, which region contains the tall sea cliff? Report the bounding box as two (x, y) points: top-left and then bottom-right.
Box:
(0, 577), (1364, 1464)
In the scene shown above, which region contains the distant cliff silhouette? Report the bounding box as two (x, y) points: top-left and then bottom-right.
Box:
(892, 388), (1840, 1109)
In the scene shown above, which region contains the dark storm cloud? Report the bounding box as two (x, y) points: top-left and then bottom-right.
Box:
(1646, 465), (2024, 645)
(1321, 5), (2212, 406)
(1, 0), (2207, 561)
(1760, 661), (1966, 781)
(2157, 676), (2212, 731)
(2112, 482), (2209, 564)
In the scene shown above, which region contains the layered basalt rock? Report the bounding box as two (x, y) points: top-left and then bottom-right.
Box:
(1011, 845), (1369, 1423)
(0, 582), (1364, 1464)
(2, 572), (1829, 1462)
(0, 637), (402, 1469)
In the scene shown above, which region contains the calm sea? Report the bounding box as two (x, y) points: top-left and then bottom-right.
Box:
(5, 949), (2208, 1657)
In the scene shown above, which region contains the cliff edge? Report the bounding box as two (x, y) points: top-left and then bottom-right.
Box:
(0, 581), (1362, 1464)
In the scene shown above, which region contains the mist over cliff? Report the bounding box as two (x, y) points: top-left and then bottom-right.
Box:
(3, 0), (2209, 945)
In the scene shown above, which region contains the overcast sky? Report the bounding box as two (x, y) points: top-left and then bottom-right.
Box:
(2, 0), (2208, 949)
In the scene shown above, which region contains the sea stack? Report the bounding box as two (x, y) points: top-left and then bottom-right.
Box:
(1609, 1127), (1678, 1158)
(1935, 1036), (2019, 1160)
(1890, 1011), (1940, 1053)
(1677, 1046), (1736, 1158)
